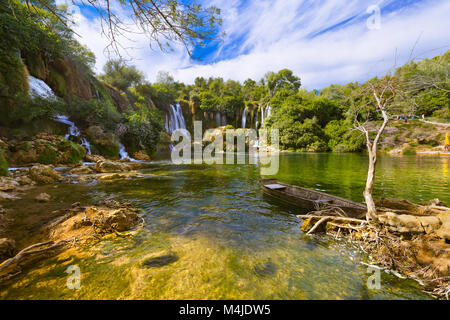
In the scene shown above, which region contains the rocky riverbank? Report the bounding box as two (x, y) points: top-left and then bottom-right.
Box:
(0, 199), (141, 283)
(299, 198), (450, 299)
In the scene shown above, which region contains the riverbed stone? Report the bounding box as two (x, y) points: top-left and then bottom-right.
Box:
(69, 165), (93, 175)
(35, 193), (51, 203)
(14, 175), (35, 186)
(84, 154), (105, 163)
(0, 177), (19, 192)
(0, 191), (20, 201)
(142, 254), (179, 268)
(417, 216), (442, 234)
(435, 212), (450, 241)
(378, 212), (424, 233)
(95, 160), (132, 173)
(132, 152), (150, 161)
(28, 165), (63, 184)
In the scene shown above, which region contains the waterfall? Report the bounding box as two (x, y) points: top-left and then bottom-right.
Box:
(165, 102), (187, 134)
(261, 105), (271, 128)
(28, 76), (56, 99)
(53, 115), (92, 155)
(241, 108), (247, 128)
(28, 76), (93, 155)
(119, 143), (131, 160)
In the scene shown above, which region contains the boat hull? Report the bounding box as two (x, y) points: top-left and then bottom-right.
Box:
(260, 179), (367, 218)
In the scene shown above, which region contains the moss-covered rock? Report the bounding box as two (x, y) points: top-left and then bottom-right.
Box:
(5, 134), (86, 166)
(86, 126), (120, 158)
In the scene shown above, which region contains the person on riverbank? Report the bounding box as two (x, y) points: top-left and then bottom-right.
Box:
(445, 132), (450, 152)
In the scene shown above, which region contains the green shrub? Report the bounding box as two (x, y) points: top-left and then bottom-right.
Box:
(402, 147), (416, 155)
(37, 145), (57, 164)
(0, 148), (8, 176)
(123, 105), (164, 154)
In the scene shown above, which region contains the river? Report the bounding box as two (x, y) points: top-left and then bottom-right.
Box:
(1, 153), (448, 299)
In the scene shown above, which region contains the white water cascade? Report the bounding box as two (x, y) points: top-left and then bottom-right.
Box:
(241, 108), (247, 128)
(53, 115), (92, 155)
(28, 76), (93, 155)
(260, 105), (271, 128)
(28, 76), (56, 99)
(119, 143), (131, 160)
(165, 102), (187, 134)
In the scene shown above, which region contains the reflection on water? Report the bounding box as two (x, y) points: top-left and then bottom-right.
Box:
(2, 153), (446, 299)
(274, 153), (450, 204)
(444, 158), (448, 178)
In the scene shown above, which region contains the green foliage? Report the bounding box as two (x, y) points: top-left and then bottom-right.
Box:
(324, 120), (365, 152)
(265, 69), (301, 96)
(431, 106), (450, 121)
(11, 96), (66, 123)
(57, 138), (86, 164)
(402, 147), (416, 155)
(66, 96), (121, 131)
(37, 145), (57, 164)
(123, 105), (164, 154)
(0, 147), (8, 176)
(100, 60), (144, 92)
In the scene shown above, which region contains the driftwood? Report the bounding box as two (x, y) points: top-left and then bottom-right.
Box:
(296, 214), (366, 224)
(297, 214), (367, 236)
(0, 240), (70, 282)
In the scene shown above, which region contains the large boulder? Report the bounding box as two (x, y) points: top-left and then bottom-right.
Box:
(379, 211), (449, 241)
(28, 165), (63, 184)
(6, 135), (85, 166)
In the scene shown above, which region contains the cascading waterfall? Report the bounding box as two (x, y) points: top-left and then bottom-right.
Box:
(52, 115), (92, 155)
(119, 143), (131, 160)
(28, 76), (93, 155)
(260, 105), (271, 128)
(165, 102), (187, 134)
(29, 76), (56, 99)
(241, 108), (247, 128)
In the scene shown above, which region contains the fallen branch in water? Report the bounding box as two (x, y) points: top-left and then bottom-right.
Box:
(0, 240), (70, 282)
(297, 214), (366, 224)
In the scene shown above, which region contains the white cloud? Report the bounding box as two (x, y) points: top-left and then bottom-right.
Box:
(73, 0), (450, 89)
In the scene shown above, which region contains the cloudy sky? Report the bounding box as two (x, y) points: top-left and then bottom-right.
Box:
(71, 0), (450, 89)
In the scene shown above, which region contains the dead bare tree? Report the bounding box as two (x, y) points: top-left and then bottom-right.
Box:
(352, 75), (402, 221)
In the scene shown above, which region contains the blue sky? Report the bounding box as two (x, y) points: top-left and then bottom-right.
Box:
(71, 0), (450, 89)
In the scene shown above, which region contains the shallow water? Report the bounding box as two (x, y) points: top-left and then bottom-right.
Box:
(2, 153), (448, 299)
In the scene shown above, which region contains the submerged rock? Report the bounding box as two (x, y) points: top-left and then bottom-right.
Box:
(0, 177), (19, 192)
(0, 238), (16, 262)
(35, 193), (51, 203)
(95, 159), (142, 173)
(142, 254), (179, 268)
(47, 202), (140, 241)
(28, 165), (63, 184)
(0, 191), (20, 201)
(253, 261), (278, 277)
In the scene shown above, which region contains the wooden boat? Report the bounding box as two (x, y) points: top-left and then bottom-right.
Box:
(260, 179), (367, 218)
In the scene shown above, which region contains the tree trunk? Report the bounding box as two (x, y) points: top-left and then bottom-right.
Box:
(364, 147), (378, 222)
